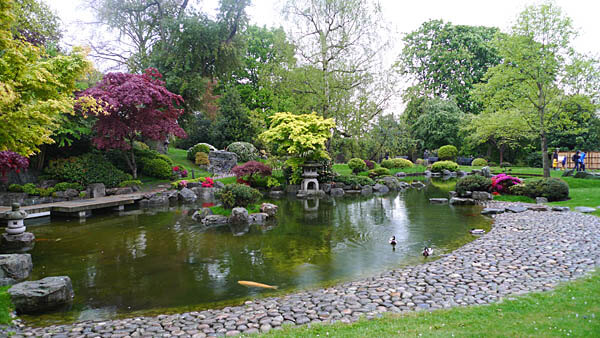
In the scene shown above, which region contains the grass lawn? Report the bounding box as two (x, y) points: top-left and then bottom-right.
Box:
(167, 147), (211, 177)
(0, 286), (11, 325)
(264, 270), (600, 337)
(550, 177), (600, 216)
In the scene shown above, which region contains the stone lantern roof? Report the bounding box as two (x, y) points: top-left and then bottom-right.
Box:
(6, 203), (28, 220)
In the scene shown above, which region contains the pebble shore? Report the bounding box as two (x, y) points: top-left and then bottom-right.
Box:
(3, 202), (599, 337)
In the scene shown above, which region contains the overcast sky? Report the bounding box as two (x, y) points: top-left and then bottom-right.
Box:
(45, 0), (600, 69)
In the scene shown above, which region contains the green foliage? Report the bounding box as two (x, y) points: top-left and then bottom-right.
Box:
(472, 2), (600, 177)
(215, 183), (262, 209)
(170, 177), (206, 190)
(456, 175), (492, 197)
(368, 167), (390, 178)
(11, 0), (62, 46)
(211, 87), (257, 149)
(381, 158), (414, 169)
(471, 158), (488, 166)
(226, 142), (258, 163)
(408, 98), (465, 151)
(187, 143), (212, 161)
(510, 178), (569, 201)
(139, 158), (173, 180)
(431, 161), (459, 173)
(44, 153), (132, 188)
(54, 182), (83, 191)
(156, 154), (173, 166)
(22, 183), (37, 195)
(437, 145), (458, 160)
(260, 112), (335, 161)
(7, 184), (23, 192)
(334, 175), (374, 187)
(0, 2), (92, 156)
(195, 152), (209, 165)
(347, 158), (367, 174)
(398, 19), (500, 114)
(118, 180), (142, 188)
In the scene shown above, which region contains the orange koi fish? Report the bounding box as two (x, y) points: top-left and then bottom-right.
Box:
(238, 281), (278, 289)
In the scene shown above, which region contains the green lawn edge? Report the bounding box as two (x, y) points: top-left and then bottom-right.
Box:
(262, 269), (600, 337)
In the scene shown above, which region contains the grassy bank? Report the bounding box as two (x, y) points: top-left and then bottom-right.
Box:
(0, 286), (12, 324)
(265, 269), (600, 337)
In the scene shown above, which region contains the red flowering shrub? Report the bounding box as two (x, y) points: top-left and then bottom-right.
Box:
(202, 177), (214, 188)
(364, 160), (375, 170)
(232, 161), (272, 187)
(491, 173), (522, 194)
(0, 151), (29, 181)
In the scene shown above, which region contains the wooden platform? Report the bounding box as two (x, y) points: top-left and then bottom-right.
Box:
(0, 193), (146, 220)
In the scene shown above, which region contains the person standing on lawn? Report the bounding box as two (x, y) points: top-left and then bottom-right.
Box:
(579, 151), (586, 171)
(572, 151), (580, 171)
(552, 149), (559, 170)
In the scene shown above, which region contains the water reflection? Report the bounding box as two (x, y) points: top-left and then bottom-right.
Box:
(24, 179), (490, 325)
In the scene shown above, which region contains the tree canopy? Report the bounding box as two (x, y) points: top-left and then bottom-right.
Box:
(0, 0), (92, 156)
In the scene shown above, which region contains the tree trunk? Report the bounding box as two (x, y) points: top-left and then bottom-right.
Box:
(499, 144), (505, 166)
(541, 132), (550, 178)
(486, 143), (492, 158)
(123, 148), (138, 179)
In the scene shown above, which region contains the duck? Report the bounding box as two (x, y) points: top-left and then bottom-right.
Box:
(389, 236), (397, 246)
(422, 246), (433, 257)
(470, 228), (486, 235)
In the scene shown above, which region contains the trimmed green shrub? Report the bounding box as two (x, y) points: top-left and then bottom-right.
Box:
(431, 160), (459, 173)
(456, 175), (491, 197)
(471, 158), (488, 166)
(368, 167), (391, 178)
(44, 153), (131, 188)
(438, 145), (458, 160)
(510, 178), (568, 201)
(39, 187), (54, 197)
(157, 154), (173, 166)
(215, 183), (262, 209)
(195, 152), (209, 165)
(381, 158), (413, 169)
(347, 158), (367, 174)
(8, 184), (23, 192)
(187, 143), (212, 161)
(22, 183), (38, 195)
(119, 180), (142, 188)
(140, 158), (173, 179)
(54, 182), (83, 191)
(226, 142), (258, 163)
(334, 175), (375, 187)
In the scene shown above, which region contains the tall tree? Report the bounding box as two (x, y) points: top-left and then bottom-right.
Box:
(463, 110), (533, 165)
(472, 1), (600, 177)
(398, 20), (500, 114)
(283, 0), (396, 137)
(410, 98), (464, 151)
(88, 0), (191, 71)
(210, 87), (256, 149)
(0, 0), (92, 156)
(79, 68), (186, 178)
(11, 0), (62, 47)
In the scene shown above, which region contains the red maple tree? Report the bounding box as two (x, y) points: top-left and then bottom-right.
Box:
(79, 68), (186, 178)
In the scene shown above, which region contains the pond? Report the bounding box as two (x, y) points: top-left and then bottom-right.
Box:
(22, 179), (491, 325)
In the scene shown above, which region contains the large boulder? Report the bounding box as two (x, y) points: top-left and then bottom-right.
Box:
(8, 276), (74, 314)
(178, 188), (197, 203)
(472, 191), (493, 201)
(373, 184), (389, 193)
(360, 185), (373, 196)
(202, 215), (229, 227)
(481, 166), (492, 178)
(330, 188), (345, 196)
(411, 181), (426, 189)
(0, 254), (32, 286)
(191, 208), (212, 222)
(449, 197), (477, 205)
(1, 232), (35, 253)
(248, 213), (269, 224)
(191, 187), (216, 201)
(208, 150), (238, 174)
(260, 203), (278, 217)
(230, 207), (249, 224)
(380, 176), (402, 191)
(86, 183), (106, 198)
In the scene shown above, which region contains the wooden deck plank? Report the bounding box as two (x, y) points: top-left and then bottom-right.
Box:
(0, 193), (147, 218)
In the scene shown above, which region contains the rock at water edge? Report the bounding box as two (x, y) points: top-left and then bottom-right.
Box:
(8, 276), (74, 314)
(0, 254), (32, 286)
(260, 203), (278, 217)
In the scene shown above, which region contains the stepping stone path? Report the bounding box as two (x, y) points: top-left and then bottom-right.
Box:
(575, 206), (596, 213)
(3, 202), (600, 337)
(505, 205), (528, 213)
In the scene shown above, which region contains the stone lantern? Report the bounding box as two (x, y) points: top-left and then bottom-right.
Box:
(5, 203), (27, 235)
(300, 163), (322, 192)
(1, 203), (35, 253)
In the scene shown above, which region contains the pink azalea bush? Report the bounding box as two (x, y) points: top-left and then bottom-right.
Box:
(491, 173), (522, 194)
(202, 177), (214, 188)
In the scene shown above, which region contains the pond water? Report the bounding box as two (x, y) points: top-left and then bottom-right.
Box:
(22, 179), (491, 325)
